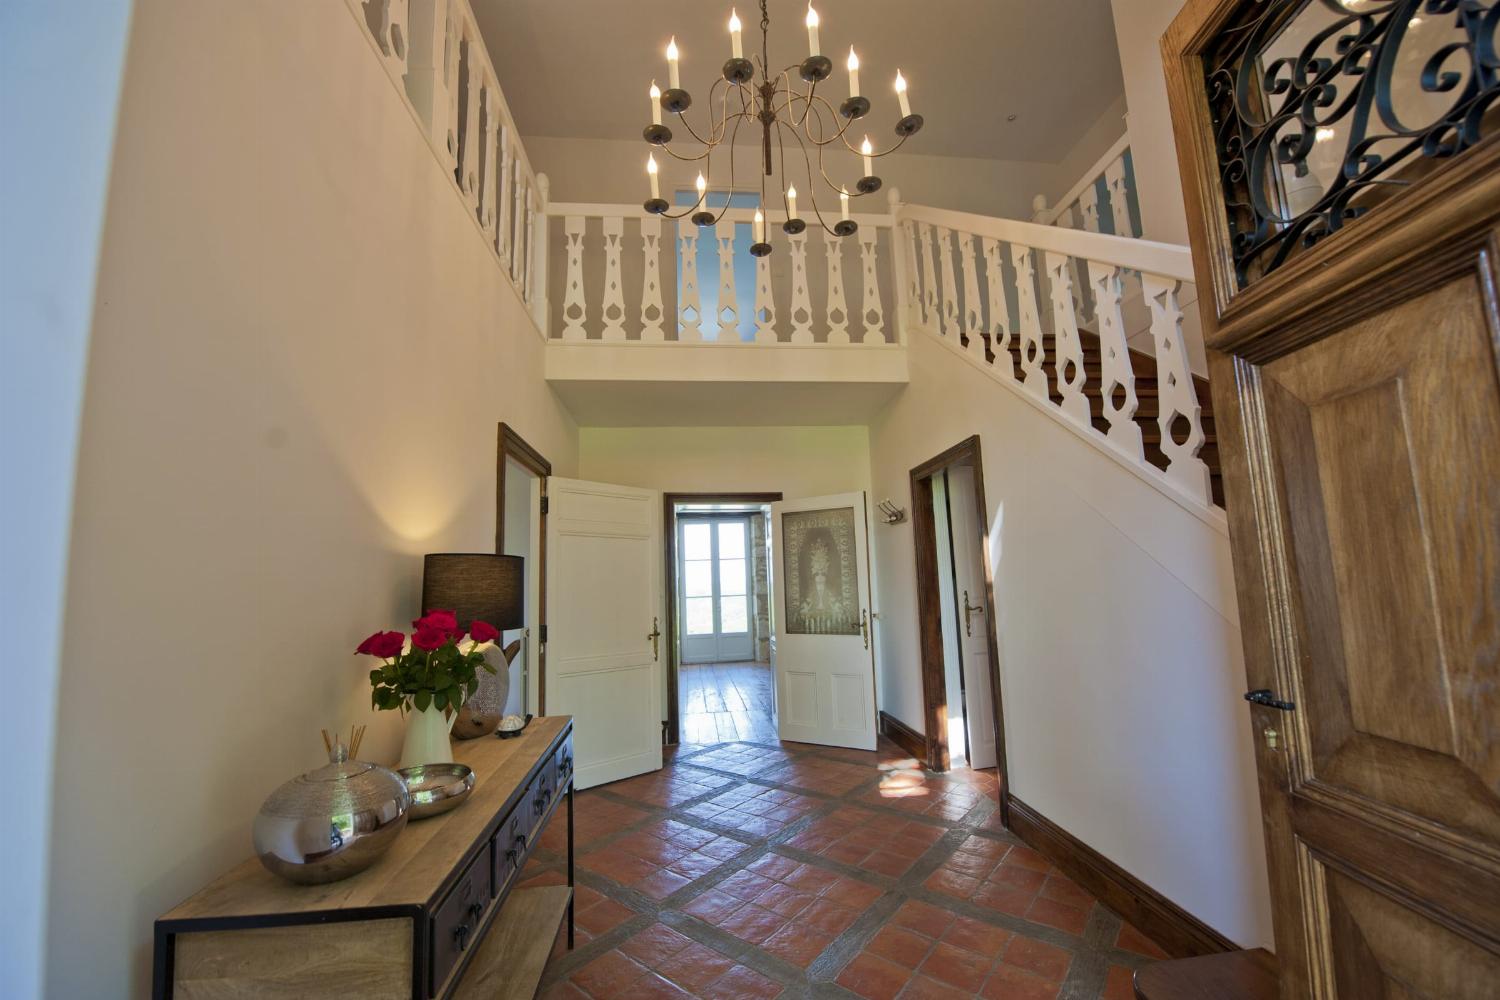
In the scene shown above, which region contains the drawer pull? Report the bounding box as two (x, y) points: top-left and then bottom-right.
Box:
(507, 832), (528, 864)
(453, 922), (471, 951)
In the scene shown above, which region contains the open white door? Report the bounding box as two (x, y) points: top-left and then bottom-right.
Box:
(771, 493), (877, 750)
(545, 477), (663, 789)
(946, 466), (997, 771)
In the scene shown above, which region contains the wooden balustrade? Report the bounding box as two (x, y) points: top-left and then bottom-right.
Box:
(346, 0), (548, 333)
(543, 203), (898, 346)
(898, 203), (1214, 509)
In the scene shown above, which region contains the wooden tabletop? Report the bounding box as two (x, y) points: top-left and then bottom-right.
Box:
(159, 716), (570, 923)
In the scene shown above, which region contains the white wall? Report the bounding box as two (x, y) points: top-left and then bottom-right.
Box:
(45, 2), (577, 996)
(1051, 95), (1129, 204)
(868, 332), (1272, 949)
(1110, 0), (1190, 245)
(578, 425), (871, 499)
(0, 5), (134, 998)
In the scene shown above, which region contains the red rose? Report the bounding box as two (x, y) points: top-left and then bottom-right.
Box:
(469, 620), (499, 644)
(411, 626), (448, 651)
(414, 609), (459, 634)
(356, 631), (405, 658)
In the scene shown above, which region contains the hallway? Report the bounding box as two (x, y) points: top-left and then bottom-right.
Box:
(680, 661), (777, 745)
(528, 738), (1164, 999)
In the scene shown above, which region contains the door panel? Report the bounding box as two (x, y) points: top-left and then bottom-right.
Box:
(772, 493), (877, 750)
(946, 466), (997, 771)
(546, 477), (662, 789)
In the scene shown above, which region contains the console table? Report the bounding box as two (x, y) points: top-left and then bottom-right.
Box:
(153, 716), (574, 999)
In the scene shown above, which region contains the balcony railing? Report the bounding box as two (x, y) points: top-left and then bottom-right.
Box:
(348, 0), (548, 333)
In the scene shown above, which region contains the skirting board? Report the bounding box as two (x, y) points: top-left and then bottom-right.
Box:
(878, 711), (926, 761)
(1006, 795), (1236, 959)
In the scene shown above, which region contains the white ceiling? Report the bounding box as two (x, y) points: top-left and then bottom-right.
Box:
(472, 0), (1126, 163)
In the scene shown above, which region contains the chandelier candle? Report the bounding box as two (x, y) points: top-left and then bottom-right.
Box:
(639, 0), (924, 255)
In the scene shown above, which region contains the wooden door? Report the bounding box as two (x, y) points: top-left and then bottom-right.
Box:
(545, 477), (663, 789)
(1164, 1), (1500, 995)
(771, 492), (877, 750)
(946, 465), (998, 772)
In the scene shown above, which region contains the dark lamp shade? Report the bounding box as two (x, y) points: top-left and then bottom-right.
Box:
(421, 554), (524, 631)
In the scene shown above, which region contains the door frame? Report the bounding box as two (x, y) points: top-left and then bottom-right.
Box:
(909, 435), (1009, 820)
(495, 423), (551, 711)
(663, 492), (783, 745)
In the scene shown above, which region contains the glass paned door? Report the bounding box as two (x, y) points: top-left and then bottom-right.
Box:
(679, 516), (754, 663)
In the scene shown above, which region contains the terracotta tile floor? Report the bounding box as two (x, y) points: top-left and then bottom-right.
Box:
(523, 738), (1166, 999)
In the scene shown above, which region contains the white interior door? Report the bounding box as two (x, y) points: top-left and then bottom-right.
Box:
(679, 515), (754, 664)
(545, 477), (663, 789)
(771, 493), (877, 750)
(946, 466), (997, 770)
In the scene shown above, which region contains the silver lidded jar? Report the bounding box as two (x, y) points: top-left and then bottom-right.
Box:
(253, 742), (411, 885)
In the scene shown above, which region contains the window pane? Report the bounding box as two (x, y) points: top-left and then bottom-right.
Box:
(720, 596), (749, 634)
(719, 558), (747, 596)
(682, 522), (711, 560)
(684, 560), (712, 597)
(685, 597), (714, 635)
(717, 521), (745, 559)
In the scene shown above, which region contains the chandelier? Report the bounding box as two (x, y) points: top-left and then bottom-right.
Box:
(641, 0), (923, 257)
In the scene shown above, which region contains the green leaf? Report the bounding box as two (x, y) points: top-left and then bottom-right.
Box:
(369, 669), (382, 685)
(434, 690), (448, 712)
(448, 686), (463, 710)
(414, 690), (431, 712)
(466, 678), (480, 697)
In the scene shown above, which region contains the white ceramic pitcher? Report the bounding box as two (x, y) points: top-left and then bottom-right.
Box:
(397, 701), (457, 769)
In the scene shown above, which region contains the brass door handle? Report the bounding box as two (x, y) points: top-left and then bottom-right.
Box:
(860, 610), (870, 650)
(963, 590), (984, 637)
(647, 617), (661, 661)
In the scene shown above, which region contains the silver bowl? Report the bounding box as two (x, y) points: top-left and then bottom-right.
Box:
(398, 763), (475, 820)
(254, 747), (411, 885)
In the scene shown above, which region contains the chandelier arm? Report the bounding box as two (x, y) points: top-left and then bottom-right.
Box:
(706, 111), (751, 227)
(799, 92), (859, 149)
(778, 119), (842, 236)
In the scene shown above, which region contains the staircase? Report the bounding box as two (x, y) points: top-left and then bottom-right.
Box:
(981, 329), (1223, 507)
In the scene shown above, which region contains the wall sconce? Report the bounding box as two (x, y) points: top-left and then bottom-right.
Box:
(876, 499), (907, 525)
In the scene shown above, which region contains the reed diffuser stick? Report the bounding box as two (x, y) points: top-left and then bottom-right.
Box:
(321, 729), (332, 755)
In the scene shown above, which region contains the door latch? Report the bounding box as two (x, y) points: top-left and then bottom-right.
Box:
(647, 617), (661, 661)
(1244, 689), (1295, 711)
(962, 590), (984, 638)
(860, 610), (870, 650)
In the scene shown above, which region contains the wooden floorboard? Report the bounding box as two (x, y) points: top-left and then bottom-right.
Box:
(680, 660), (777, 744)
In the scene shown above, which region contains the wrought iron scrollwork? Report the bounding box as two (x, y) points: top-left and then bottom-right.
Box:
(1204, 0), (1499, 289)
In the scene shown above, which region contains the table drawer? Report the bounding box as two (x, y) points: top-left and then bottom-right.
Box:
(430, 846), (493, 994)
(528, 734), (573, 833)
(493, 795), (532, 894)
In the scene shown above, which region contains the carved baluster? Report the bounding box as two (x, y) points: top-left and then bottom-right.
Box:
(510, 161), (524, 283)
(495, 127), (512, 264)
(480, 79), (499, 240)
(825, 232), (850, 344)
(1010, 245), (1047, 399)
(530, 175), (548, 315)
(523, 184), (535, 302)
(981, 237), (1013, 378)
(458, 22), (481, 212)
(959, 232), (985, 361)
(1104, 154), (1133, 238)
(1143, 275), (1212, 503)
(678, 219), (703, 341)
(903, 221), (925, 328)
(715, 219), (738, 342)
(599, 217), (626, 340)
(788, 228), (813, 343)
(442, 7), (461, 169)
(405, 0), (449, 159)
(938, 227), (960, 339)
(1087, 260), (1143, 457)
(858, 226), (884, 344)
(1044, 251), (1090, 426)
(1079, 182), (1102, 234)
(919, 222), (939, 331)
(371, 0), (410, 88)
(560, 215), (587, 341)
(754, 248), (778, 344)
(639, 216), (666, 341)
